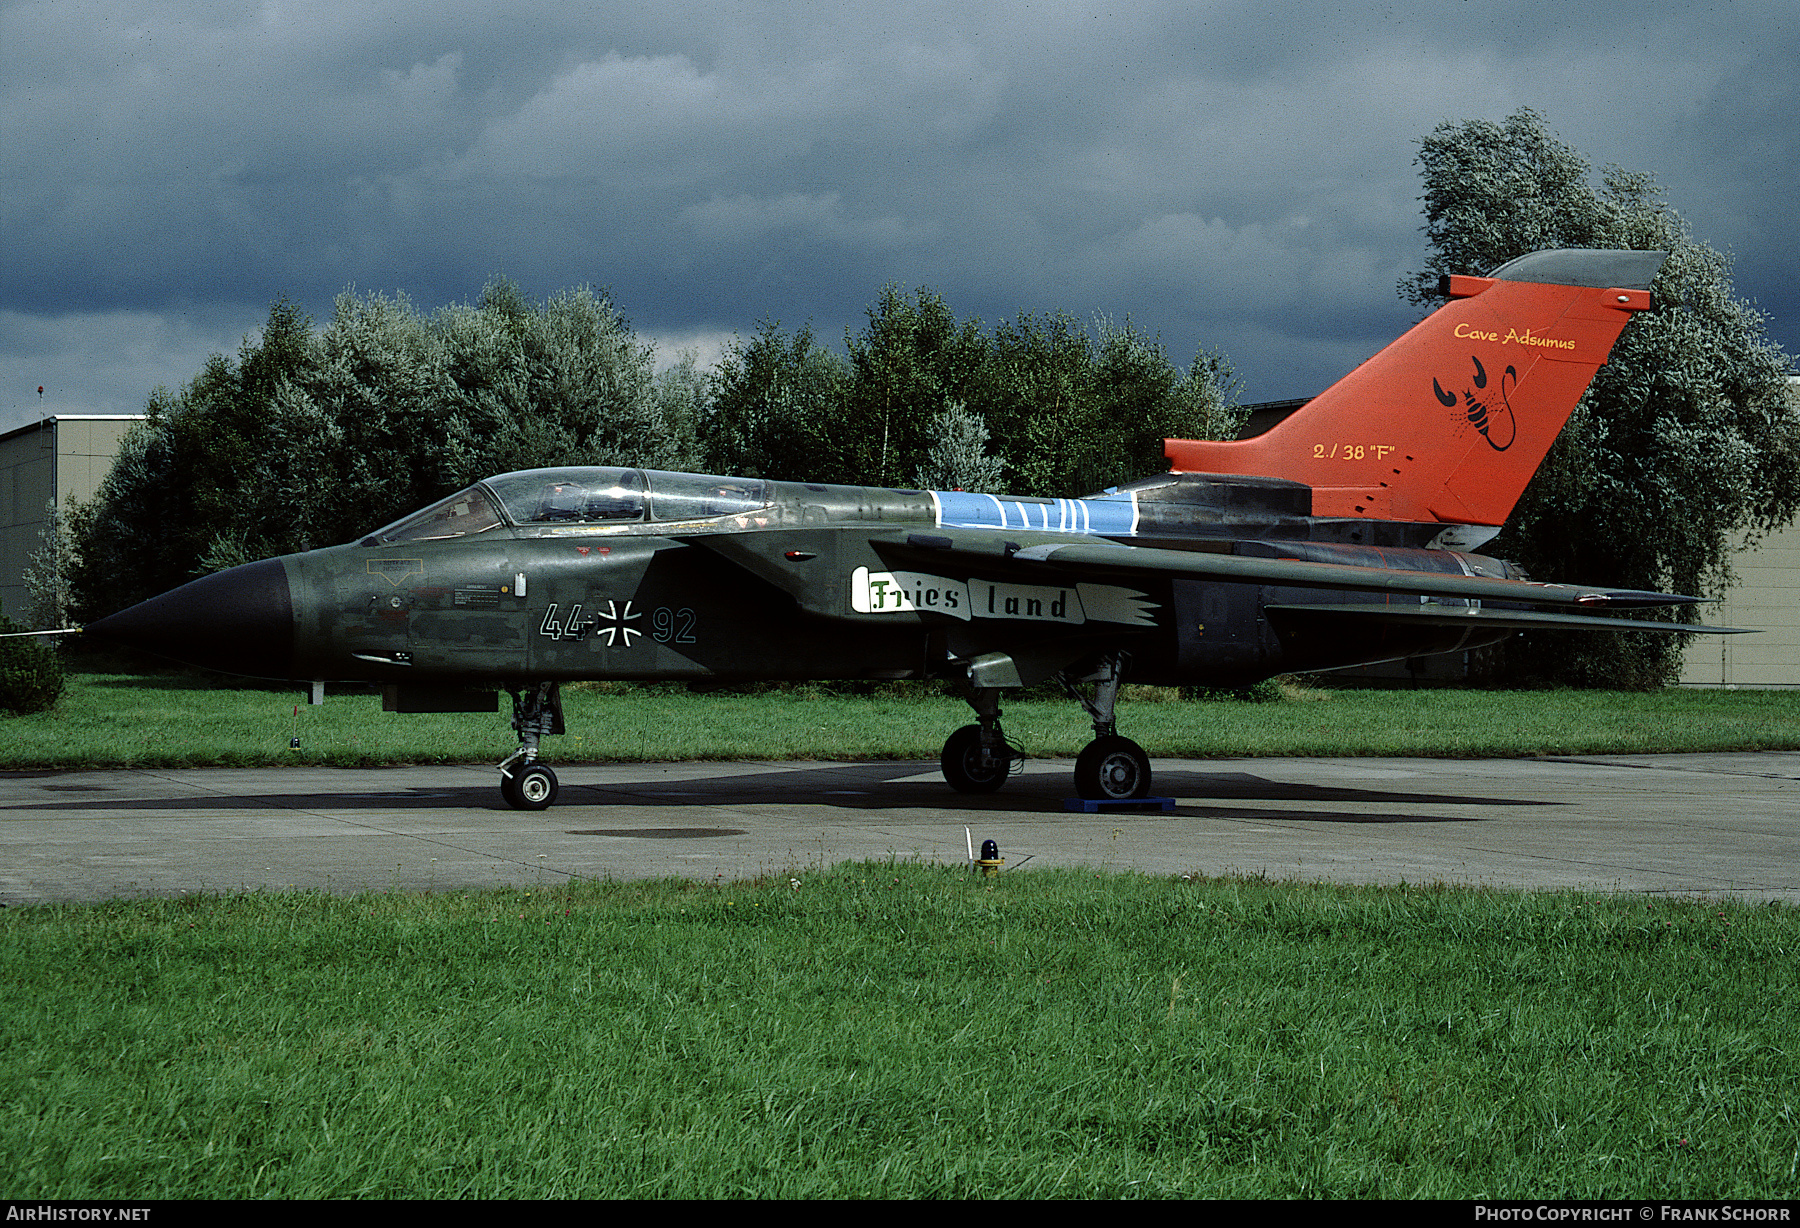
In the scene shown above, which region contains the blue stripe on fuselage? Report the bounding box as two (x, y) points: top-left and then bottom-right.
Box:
(931, 490), (1138, 537)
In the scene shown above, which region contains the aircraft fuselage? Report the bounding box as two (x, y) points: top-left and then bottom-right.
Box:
(232, 466), (1511, 696)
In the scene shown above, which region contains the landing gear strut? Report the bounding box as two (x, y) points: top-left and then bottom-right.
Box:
(498, 681), (564, 810)
(940, 686), (1020, 793)
(1061, 653), (1152, 801)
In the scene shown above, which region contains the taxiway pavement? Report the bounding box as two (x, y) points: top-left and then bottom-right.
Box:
(3, 753), (1795, 906)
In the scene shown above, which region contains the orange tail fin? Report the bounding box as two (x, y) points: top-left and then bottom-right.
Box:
(1164, 249), (1666, 526)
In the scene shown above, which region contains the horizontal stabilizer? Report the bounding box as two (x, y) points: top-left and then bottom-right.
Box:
(1579, 590), (1706, 609)
(987, 539), (1703, 610)
(1265, 603), (1753, 635)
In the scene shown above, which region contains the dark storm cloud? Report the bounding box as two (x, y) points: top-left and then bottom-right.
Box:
(3, 0), (1794, 435)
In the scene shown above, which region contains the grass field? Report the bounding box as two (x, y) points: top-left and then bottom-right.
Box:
(5, 671), (1800, 769)
(3, 863), (1795, 1198)
(7, 674), (1797, 1197)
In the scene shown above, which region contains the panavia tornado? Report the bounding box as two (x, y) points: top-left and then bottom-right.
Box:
(86, 248), (1744, 810)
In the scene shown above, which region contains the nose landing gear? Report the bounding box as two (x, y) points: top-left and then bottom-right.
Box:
(498, 681), (565, 811)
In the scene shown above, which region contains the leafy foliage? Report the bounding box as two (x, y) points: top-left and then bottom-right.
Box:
(75, 277), (1241, 620)
(704, 290), (1242, 496)
(1403, 109), (1800, 687)
(71, 284), (698, 620)
(914, 400), (1005, 493)
(984, 312), (1243, 496)
(842, 288), (991, 489)
(0, 601), (65, 715)
(704, 321), (849, 483)
(22, 499), (76, 633)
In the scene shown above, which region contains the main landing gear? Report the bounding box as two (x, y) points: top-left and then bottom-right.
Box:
(1063, 653), (1152, 801)
(498, 681), (564, 811)
(938, 652), (1153, 801)
(940, 687), (1022, 793)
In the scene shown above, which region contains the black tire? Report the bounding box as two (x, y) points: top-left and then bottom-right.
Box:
(941, 724), (1009, 794)
(1074, 735), (1151, 801)
(501, 762), (559, 811)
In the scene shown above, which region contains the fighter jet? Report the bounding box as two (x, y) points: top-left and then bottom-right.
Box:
(86, 248), (1741, 809)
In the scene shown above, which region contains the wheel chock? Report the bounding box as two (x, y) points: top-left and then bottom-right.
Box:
(1062, 796), (1176, 813)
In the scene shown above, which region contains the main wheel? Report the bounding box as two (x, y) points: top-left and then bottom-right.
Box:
(941, 724), (1009, 794)
(501, 762), (560, 811)
(1074, 735), (1151, 801)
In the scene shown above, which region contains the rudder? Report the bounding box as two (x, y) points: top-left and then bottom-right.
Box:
(1163, 248), (1667, 526)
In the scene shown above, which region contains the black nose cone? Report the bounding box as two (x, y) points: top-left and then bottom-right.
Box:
(88, 557), (296, 679)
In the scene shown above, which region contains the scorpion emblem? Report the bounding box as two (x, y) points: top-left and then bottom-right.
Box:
(1434, 355), (1518, 452)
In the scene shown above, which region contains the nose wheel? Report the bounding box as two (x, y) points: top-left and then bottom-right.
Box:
(501, 762), (559, 811)
(499, 681), (565, 811)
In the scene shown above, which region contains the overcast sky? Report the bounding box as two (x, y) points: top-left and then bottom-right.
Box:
(3, 0), (1794, 439)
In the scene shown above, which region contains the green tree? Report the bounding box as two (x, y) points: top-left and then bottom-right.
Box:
(1089, 320), (1243, 493)
(73, 282), (682, 620)
(0, 600), (64, 714)
(913, 400), (1005, 492)
(647, 351), (709, 475)
(433, 282), (664, 486)
(703, 297), (1241, 497)
(68, 300), (320, 615)
(982, 310), (1098, 495)
(704, 321), (849, 481)
(1403, 108), (1800, 687)
(983, 312), (1241, 496)
(303, 288), (449, 543)
(22, 499), (77, 633)
(843, 288), (990, 488)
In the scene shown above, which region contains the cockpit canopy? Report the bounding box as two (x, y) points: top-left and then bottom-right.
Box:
(362, 467), (772, 545)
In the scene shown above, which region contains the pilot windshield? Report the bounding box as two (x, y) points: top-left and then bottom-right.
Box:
(361, 485), (504, 545)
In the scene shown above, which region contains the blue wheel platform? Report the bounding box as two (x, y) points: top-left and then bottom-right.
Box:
(1062, 796), (1176, 813)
